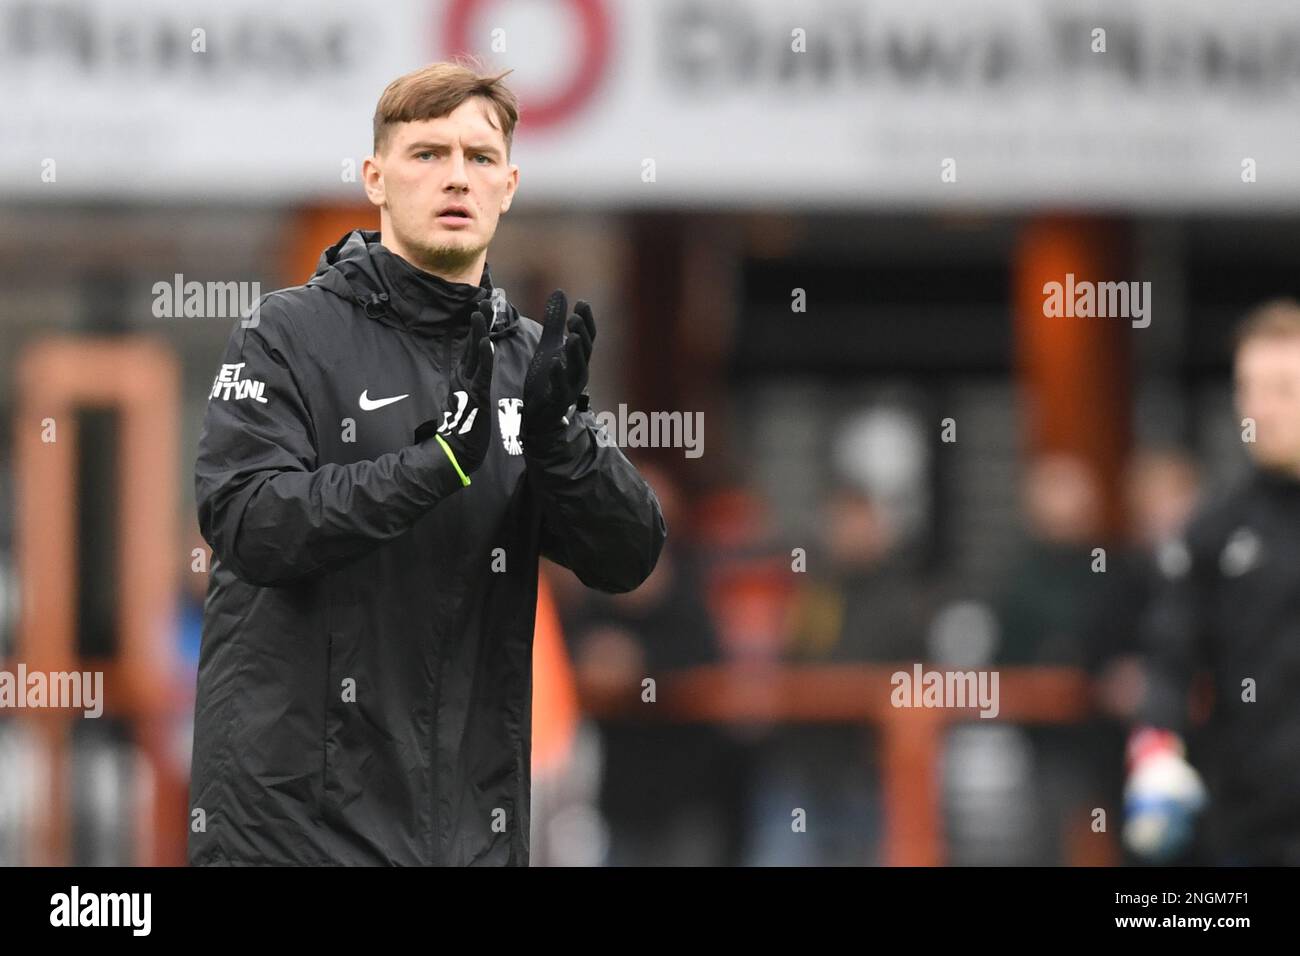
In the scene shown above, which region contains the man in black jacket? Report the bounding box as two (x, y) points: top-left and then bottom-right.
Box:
(188, 61), (666, 865)
(1125, 299), (1300, 865)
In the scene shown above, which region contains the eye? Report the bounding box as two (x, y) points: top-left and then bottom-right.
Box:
(473, 154), (493, 165)
(416, 151), (437, 161)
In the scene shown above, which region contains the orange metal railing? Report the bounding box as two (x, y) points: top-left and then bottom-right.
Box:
(577, 664), (1103, 866)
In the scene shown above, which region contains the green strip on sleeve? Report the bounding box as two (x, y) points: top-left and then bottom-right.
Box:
(433, 433), (472, 487)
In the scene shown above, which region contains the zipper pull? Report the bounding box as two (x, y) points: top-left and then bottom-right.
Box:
(487, 288), (508, 353)
(490, 288), (508, 333)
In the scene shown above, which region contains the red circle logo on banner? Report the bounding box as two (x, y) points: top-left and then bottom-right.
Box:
(443, 0), (611, 132)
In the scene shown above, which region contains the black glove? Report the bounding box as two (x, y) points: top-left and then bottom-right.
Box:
(415, 306), (495, 483)
(522, 289), (596, 443)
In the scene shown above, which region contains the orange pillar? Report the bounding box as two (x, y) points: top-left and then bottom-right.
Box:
(282, 205), (377, 286)
(879, 707), (945, 866)
(15, 339), (182, 864)
(1014, 216), (1133, 535)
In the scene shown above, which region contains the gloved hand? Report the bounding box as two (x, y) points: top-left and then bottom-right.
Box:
(1122, 726), (1207, 862)
(416, 305), (495, 484)
(521, 289), (596, 445)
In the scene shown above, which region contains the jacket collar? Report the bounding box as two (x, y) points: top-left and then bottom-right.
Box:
(371, 236), (492, 331)
(309, 228), (519, 341)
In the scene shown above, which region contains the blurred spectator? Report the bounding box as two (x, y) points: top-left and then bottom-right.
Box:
(747, 487), (929, 866)
(787, 486), (930, 663)
(561, 464), (747, 866)
(695, 484), (794, 664)
(1080, 449), (1203, 865)
(176, 522), (209, 683)
(994, 453), (1107, 667)
(989, 453), (1110, 863)
(167, 520), (211, 781)
(1091, 450), (1202, 720)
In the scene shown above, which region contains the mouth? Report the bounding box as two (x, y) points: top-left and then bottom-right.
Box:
(436, 204), (474, 227)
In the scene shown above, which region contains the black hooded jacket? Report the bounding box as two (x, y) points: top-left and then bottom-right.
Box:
(1138, 464), (1300, 861)
(189, 229), (666, 865)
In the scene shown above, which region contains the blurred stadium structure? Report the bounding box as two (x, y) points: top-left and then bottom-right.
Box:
(2, 0), (1299, 865)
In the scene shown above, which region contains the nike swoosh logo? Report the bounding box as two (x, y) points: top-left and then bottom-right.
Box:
(359, 389), (409, 411)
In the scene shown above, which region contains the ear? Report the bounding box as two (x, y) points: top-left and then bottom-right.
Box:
(362, 155), (386, 208)
(500, 164), (520, 214)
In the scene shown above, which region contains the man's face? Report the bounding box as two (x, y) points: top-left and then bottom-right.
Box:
(1235, 335), (1300, 472)
(363, 97), (519, 276)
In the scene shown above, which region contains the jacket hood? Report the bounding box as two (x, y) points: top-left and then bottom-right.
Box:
(307, 228), (520, 342)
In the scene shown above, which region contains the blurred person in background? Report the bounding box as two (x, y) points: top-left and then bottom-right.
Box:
(1126, 300), (1300, 866)
(188, 61), (665, 866)
(1085, 449), (1202, 864)
(168, 521), (212, 778)
(1090, 449), (1202, 718)
(994, 454), (1106, 668)
(562, 463), (746, 866)
(991, 454), (1110, 863)
(788, 486), (931, 664)
(746, 486), (929, 866)
(176, 521), (210, 686)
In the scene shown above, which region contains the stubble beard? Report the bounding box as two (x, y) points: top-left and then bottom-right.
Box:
(408, 230), (486, 279)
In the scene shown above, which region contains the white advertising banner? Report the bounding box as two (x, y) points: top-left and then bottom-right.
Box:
(2, 0), (1299, 209)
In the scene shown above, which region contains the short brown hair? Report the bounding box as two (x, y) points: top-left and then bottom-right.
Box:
(1233, 298), (1300, 353)
(372, 57), (519, 157)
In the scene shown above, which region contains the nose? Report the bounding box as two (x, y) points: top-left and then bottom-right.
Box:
(445, 148), (470, 193)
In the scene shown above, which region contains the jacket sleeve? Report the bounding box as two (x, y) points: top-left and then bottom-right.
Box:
(525, 403), (667, 594)
(194, 304), (466, 587)
(1135, 514), (1217, 735)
